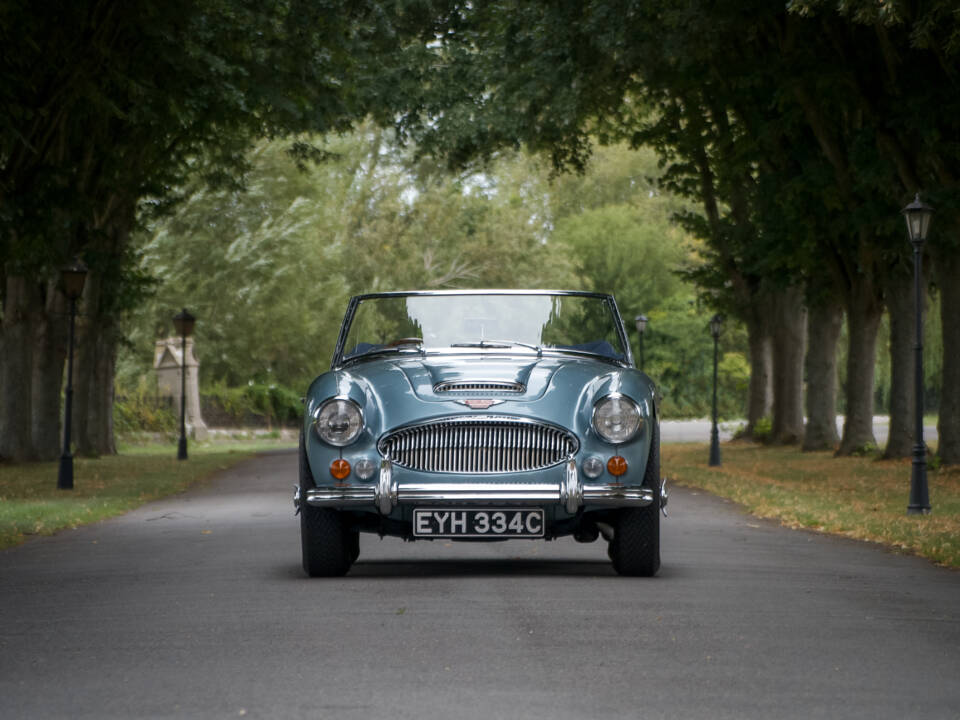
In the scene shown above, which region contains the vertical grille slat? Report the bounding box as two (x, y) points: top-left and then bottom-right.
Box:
(379, 417), (577, 474)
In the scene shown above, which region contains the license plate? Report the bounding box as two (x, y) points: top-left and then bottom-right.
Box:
(413, 508), (544, 538)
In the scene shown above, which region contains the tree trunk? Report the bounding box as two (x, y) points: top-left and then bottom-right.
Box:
(68, 198), (138, 458)
(0, 276), (35, 461)
(745, 305), (774, 437)
(803, 300), (843, 451)
(935, 250), (960, 464)
(837, 277), (883, 455)
(771, 285), (806, 444)
(29, 281), (69, 461)
(882, 267), (918, 459)
(72, 271), (118, 457)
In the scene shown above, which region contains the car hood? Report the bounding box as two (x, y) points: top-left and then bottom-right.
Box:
(309, 353), (652, 438)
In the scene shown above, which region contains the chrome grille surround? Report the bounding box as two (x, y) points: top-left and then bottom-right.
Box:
(433, 381), (525, 394)
(378, 416), (578, 474)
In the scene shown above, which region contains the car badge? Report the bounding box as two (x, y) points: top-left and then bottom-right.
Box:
(461, 398), (501, 409)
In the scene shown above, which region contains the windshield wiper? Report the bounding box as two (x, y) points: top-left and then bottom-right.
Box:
(451, 339), (542, 356)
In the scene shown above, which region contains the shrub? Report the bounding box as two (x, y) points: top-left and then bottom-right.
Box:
(114, 380), (179, 434)
(752, 416), (773, 444)
(201, 382), (301, 428)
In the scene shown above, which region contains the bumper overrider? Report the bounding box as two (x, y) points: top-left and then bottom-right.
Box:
(295, 459), (668, 516)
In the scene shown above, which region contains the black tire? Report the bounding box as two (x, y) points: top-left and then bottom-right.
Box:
(610, 421), (661, 577)
(301, 504), (354, 577)
(299, 431), (356, 577)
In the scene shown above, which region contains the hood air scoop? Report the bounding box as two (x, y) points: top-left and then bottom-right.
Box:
(433, 381), (525, 394)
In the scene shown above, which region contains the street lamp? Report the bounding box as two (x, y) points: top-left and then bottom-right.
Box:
(902, 193), (933, 515)
(172, 308), (196, 461)
(635, 314), (648, 372)
(58, 259), (88, 490)
(709, 314), (723, 467)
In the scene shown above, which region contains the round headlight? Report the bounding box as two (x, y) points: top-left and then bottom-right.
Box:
(592, 394), (642, 444)
(314, 398), (363, 446)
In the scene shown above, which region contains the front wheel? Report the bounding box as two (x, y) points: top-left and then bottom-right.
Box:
(609, 421), (661, 577)
(299, 430), (356, 577)
(301, 505), (356, 577)
(609, 505), (660, 577)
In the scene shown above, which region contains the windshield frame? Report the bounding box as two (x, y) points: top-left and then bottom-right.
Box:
(331, 290), (634, 370)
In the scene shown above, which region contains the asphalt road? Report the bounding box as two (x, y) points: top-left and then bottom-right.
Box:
(1, 450), (958, 720)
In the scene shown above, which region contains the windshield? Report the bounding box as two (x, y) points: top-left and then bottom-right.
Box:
(338, 293), (628, 364)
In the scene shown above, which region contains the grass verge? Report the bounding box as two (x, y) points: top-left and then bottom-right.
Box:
(663, 442), (960, 568)
(0, 438), (294, 550)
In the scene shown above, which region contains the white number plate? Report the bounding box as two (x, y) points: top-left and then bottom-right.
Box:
(413, 508), (544, 538)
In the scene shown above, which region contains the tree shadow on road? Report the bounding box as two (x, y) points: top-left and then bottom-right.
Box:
(343, 558), (619, 578)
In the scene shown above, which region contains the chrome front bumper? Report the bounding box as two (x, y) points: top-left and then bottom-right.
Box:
(295, 460), (663, 516)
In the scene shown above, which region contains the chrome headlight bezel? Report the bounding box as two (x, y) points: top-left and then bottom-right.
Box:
(591, 393), (643, 444)
(313, 396), (364, 447)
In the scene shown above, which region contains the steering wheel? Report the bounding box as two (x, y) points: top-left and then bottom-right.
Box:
(386, 337), (423, 347)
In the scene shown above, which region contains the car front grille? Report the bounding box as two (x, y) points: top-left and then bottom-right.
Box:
(378, 417), (577, 474)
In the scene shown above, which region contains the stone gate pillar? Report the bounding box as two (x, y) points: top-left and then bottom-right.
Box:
(154, 337), (208, 440)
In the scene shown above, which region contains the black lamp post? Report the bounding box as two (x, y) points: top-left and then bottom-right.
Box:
(635, 314), (648, 373)
(709, 313), (723, 467)
(902, 193), (933, 515)
(58, 259), (88, 490)
(172, 308), (196, 461)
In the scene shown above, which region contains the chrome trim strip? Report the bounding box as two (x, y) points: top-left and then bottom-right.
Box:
(305, 486), (377, 506)
(606, 294), (635, 367)
(397, 482), (561, 503)
(304, 478), (654, 510)
(352, 289), (615, 300)
(434, 380), (525, 394)
(582, 484), (655, 505)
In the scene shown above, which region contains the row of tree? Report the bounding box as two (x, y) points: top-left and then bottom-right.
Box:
(123, 131), (755, 419)
(1, 0), (438, 460)
(3, 1), (958, 463)
(381, 0), (960, 460)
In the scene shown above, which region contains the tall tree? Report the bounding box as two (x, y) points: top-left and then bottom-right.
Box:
(126, 131), (580, 391)
(389, 0), (959, 459)
(788, 0), (960, 460)
(1, 0), (443, 460)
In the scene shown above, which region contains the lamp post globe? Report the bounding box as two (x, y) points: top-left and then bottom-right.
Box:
(902, 194), (933, 515)
(709, 314), (723, 467)
(58, 259), (88, 490)
(635, 314), (648, 372)
(173, 308), (196, 461)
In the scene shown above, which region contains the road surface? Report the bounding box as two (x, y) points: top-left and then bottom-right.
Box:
(1, 450), (957, 719)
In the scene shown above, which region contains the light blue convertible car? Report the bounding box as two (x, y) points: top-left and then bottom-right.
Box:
(294, 290), (666, 576)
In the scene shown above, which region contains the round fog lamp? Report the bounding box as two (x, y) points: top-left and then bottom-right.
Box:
(355, 458), (376, 480)
(582, 455), (604, 479)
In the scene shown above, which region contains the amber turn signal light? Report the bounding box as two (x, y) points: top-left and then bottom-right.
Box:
(607, 456), (628, 477)
(330, 459), (351, 480)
